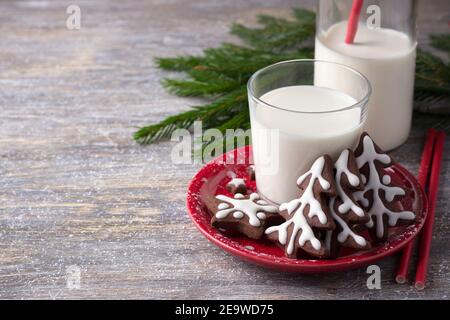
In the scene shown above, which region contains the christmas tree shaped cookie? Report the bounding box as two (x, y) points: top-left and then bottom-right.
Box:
(354, 132), (416, 241)
(326, 149), (371, 256)
(265, 155), (336, 258)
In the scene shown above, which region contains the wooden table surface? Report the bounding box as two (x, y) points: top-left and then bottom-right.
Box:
(0, 0), (449, 300)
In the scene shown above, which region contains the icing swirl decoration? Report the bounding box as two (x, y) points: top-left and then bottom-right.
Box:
(354, 134), (415, 239)
(327, 149), (369, 250)
(334, 149), (364, 217)
(215, 193), (278, 227)
(265, 156), (335, 257)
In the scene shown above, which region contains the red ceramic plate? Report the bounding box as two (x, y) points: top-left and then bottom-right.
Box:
(187, 146), (427, 273)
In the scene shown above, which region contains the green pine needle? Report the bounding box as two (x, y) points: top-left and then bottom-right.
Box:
(414, 48), (450, 107)
(161, 69), (240, 97)
(135, 8), (450, 148)
(430, 34), (450, 53)
(134, 88), (247, 144)
(231, 8), (315, 52)
(155, 56), (204, 71)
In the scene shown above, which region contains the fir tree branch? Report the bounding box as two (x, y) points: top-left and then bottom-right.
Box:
(161, 69), (240, 97)
(135, 9), (316, 146)
(414, 49), (450, 104)
(156, 56), (203, 71)
(135, 8), (450, 147)
(156, 44), (313, 81)
(430, 34), (450, 53)
(134, 88), (247, 144)
(201, 109), (252, 158)
(231, 8), (315, 52)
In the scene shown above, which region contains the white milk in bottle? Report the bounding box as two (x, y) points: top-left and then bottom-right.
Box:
(315, 21), (417, 150)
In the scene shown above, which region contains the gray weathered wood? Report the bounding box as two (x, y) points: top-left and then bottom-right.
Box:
(0, 0), (448, 300)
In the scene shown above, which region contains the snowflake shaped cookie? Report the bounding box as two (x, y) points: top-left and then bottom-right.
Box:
(207, 193), (281, 239)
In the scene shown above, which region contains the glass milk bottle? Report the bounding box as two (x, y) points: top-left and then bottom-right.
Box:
(315, 0), (417, 150)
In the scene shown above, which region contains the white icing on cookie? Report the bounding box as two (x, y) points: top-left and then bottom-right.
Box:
(361, 175), (367, 184)
(217, 203), (230, 210)
(266, 156), (332, 254)
(265, 203), (321, 253)
(329, 198), (367, 246)
(355, 135), (415, 238)
(326, 149), (367, 249)
(295, 156), (330, 224)
(355, 136), (391, 168)
(297, 156), (331, 191)
(334, 149), (364, 217)
(382, 175), (391, 185)
(256, 212), (266, 220)
(233, 211), (244, 219)
(215, 193), (278, 227)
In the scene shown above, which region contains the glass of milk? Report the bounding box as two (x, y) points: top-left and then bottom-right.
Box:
(315, 0), (417, 150)
(248, 60), (371, 204)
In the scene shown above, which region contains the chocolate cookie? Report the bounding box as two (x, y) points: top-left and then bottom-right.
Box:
(226, 177), (247, 195)
(325, 209), (371, 258)
(332, 149), (369, 224)
(206, 193), (281, 239)
(265, 155), (337, 258)
(354, 132), (415, 241)
(326, 149), (371, 257)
